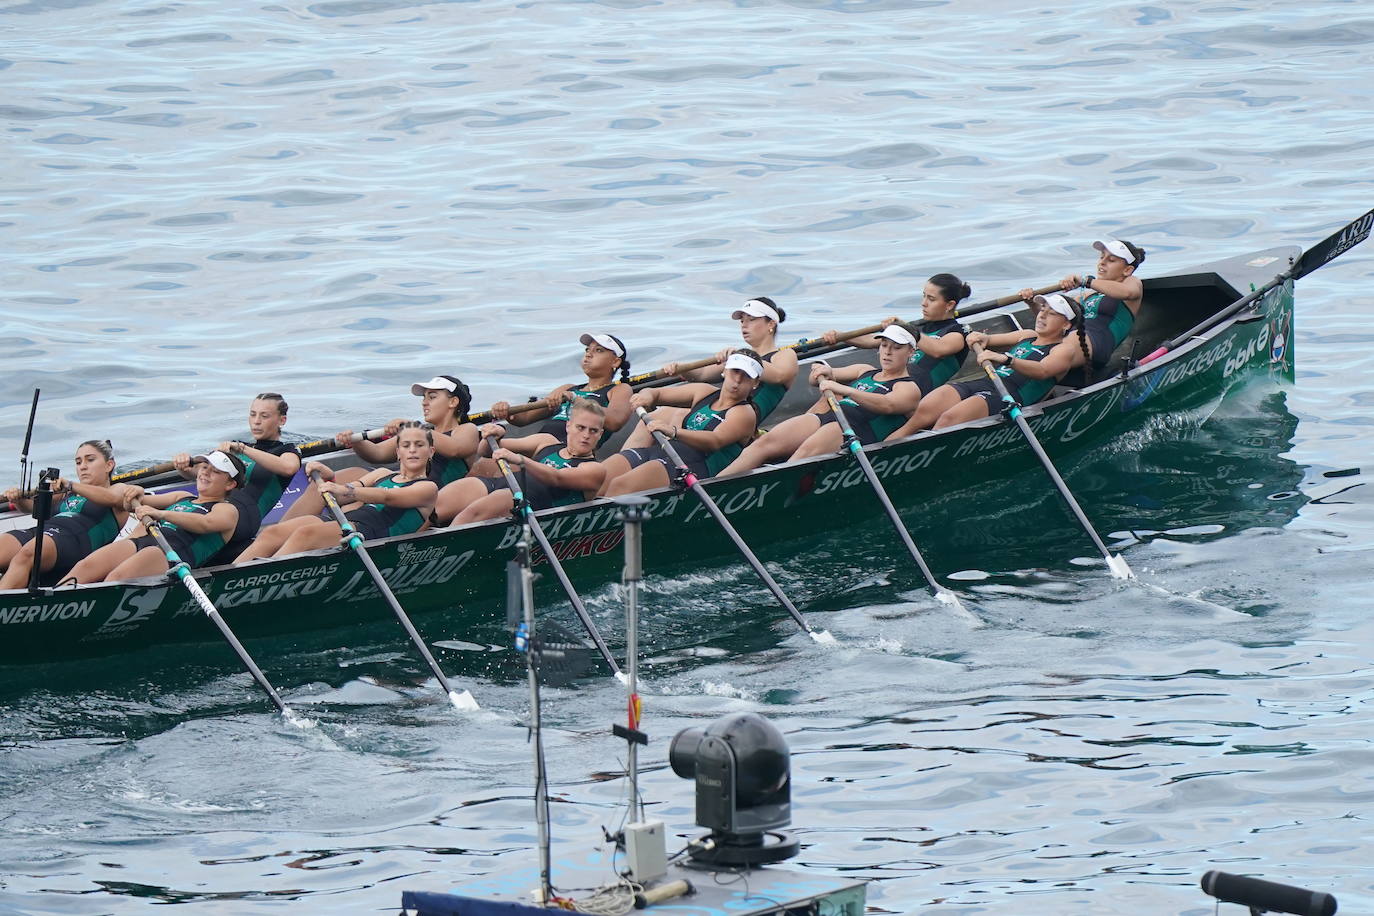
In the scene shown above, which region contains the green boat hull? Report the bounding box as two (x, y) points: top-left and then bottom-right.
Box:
(0, 247), (1299, 667)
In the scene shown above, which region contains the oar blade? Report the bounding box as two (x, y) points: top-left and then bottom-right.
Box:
(1106, 553), (1134, 580)
(809, 628), (838, 645)
(1293, 206), (1374, 280)
(448, 689), (480, 711)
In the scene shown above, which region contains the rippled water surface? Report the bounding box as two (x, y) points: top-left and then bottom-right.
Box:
(4, 0), (1374, 912)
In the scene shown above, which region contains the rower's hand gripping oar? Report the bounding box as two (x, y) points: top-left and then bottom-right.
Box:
(1140, 205), (1374, 365)
(823, 391), (972, 617)
(633, 407), (834, 644)
(141, 515), (308, 725)
(973, 346), (1133, 579)
(311, 471), (479, 710)
(488, 436), (625, 682)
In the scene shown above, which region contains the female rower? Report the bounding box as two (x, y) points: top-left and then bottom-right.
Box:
(600, 350), (764, 497)
(488, 333), (632, 443)
(893, 293), (1085, 433)
(0, 440), (132, 589)
(822, 273), (972, 400)
(1030, 238), (1145, 382)
(68, 450), (244, 583)
(169, 393), (302, 561)
(439, 399), (608, 525)
(719, 325), (922, 475)
(236, 421), (438, 560)
(626, 297), (797, 450)
(281, 375), (479, 522)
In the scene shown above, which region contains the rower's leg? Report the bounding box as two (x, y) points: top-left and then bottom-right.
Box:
(279, 467), (369, 521)
(465, 457), (498, 478)
(933, 397), (991, 430)
(434, 477), (494, 526)
(595, 453), (634, 497)
(70, 540), (139, 584)
(719, 414), (821, 476)
(105, 545), (172, 582)
(622, 407), (686, 449)
(790, 423), (846, 460)
(0, 534), (58, 590)
(905, 386), (960, 433)
(605, 462), (672, 497)
(235, 516), (316, 562)
(274, 519), (344, 557)
(0, 532), (24, 570)
(453, 490), (516, 526)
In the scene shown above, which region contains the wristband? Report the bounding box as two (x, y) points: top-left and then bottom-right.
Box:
(1082, 275), (1095, 289)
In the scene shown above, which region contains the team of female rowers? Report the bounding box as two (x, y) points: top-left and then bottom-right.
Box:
(0, 239), (1145, 589)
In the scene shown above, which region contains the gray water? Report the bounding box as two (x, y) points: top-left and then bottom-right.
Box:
(3, 0), (1374, 912)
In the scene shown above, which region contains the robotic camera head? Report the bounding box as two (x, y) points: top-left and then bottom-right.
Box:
(669, 711), (799, 867)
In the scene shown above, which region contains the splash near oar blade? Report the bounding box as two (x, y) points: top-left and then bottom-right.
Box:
(144, 522), (306, 723)
(823, 393), (973, 621)
(633, 407), (833, 644)
(974, 350), (1133, 580)
(493, 451), (623, 679)
(312, 472), (479, 711)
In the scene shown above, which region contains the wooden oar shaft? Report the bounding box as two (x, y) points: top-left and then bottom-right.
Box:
(953, 283), (1062, 320)
(635, 407), (824, 640)
(313, 472), (477, 709)
(144, 521), (292, 715)
(495, 454), (622, 678)
(973, 348), (1130, 578)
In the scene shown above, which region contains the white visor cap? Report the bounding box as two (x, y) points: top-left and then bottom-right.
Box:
(1092, 239), (1136, 265)
(724, 352), (764, 378)
(579, 333), (624, 357)
(731, 299), (781, 323)
(411, 376), (460, 397)
(1032, 294), (1077, 322)
(876, 324), (918, 347)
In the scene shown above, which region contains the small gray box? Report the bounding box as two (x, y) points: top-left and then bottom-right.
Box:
(623, 820), (666, 883)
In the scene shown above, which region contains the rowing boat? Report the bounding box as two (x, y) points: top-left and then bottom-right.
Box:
(0, 245), (1299, 668)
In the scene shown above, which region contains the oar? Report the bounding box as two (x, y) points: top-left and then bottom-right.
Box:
(973, 347), (1132, 579)
(143, 519), (307, 724)
(823, 392), (972, 617)
(312, 471), (479, 711)
(19, 388), (39, 495)
(1140, 206), (1374, 365)
(492, 445), (624, 681)
(953, 283), (1062, 320)
(634, 406), (834, 643)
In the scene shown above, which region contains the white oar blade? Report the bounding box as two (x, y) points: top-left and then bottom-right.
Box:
(282, 708), (317, 730)
(1107, 554), (1134, 580)
(614, 671), (629, 685)
(448, 689), (480, 711)
(809, 629), (838, 646)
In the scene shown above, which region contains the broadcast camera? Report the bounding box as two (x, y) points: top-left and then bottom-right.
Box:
(669, 711), (799, 867)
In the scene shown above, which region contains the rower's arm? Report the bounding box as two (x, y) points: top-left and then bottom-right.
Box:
(141, 488), (197, 510)
(349, 435), (398, 465)
(348, 477), (437, 510)
(644, 383), (715, 409)
(972, 329), (1036, 350)
(830, 379), (921, 415)
(495, 433), (558, 458)
(143, 501), (238, 535)
(434, 424), (480, 461)
(760, 348), (797, 386)
(673, 404), (755, 453)
(917, 329), (967, 358)
(235, 443), (301, 477)
(520, 456), (607, 493)
(68, 481), (133, 509)
(1083, 274), (1143, 308)
(603, 383), (634, 432)
(997, 339), (1082, 381)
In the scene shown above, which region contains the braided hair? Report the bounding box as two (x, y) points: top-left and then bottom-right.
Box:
(606, 334), (632, 383)
(1070, 300), (1093, 385)
(435, 375), (472, 423)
